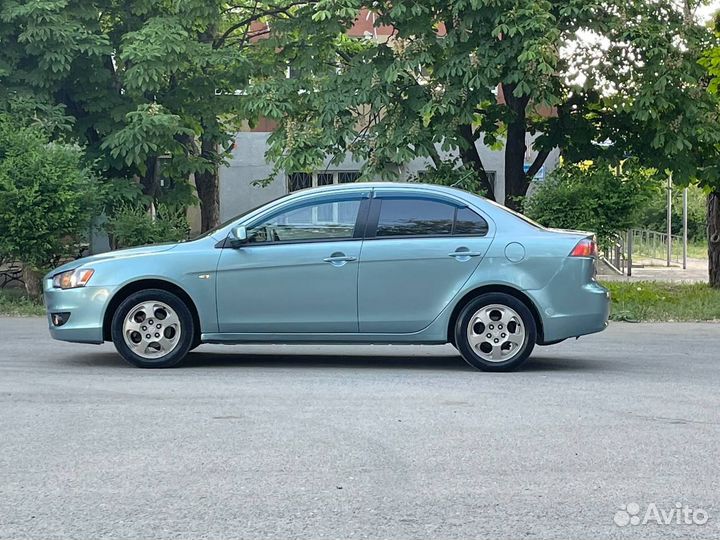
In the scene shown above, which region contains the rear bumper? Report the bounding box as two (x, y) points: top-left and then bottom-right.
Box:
(43, 282), (113, 344)
(534, 280), (610, 343)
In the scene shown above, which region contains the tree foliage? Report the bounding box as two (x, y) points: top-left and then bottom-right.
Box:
(246, 0), (720, 208)
(0, 0), (305, 231)
(0, 116), (100, 290)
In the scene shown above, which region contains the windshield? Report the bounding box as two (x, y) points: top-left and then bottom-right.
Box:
(191, 193), (291, 240)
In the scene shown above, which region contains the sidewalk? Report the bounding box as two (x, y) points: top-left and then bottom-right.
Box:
(599, 257), (709, 283)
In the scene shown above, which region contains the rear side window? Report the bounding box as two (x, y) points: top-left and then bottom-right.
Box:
(454, 207), (489, 236)
(373, 197), (489, 238)
(376, 198), (454, 237)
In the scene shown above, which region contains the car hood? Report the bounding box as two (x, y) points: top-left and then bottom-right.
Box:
(46, 243), (179, 278)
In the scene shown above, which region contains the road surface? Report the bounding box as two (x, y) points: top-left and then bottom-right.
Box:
(1, 317), (718, 539)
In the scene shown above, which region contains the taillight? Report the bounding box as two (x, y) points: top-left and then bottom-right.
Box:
(569, 237), (598, 257)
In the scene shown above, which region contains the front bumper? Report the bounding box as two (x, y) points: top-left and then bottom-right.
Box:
(43, 283), (113, 344)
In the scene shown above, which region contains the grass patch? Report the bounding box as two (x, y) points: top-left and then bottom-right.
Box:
(686, 241), (709, 259)
(601, 281), (720, 322)
(0, 288), (45, 317)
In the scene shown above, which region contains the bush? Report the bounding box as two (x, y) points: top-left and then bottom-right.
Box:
(524, 159), (660, 248)
(106, 203), (189, 249)
(0, 116), (100, 296)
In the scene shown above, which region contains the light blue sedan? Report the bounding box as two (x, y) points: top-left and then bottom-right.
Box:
(44, 183), (610, 371)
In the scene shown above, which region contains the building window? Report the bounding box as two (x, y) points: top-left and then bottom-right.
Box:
(288, 172), (312, 192)
(287, 171), (360, 193)
(338, 171), (360, 184)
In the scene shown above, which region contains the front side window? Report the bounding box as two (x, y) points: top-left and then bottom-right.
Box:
(248, 198), (361, 243)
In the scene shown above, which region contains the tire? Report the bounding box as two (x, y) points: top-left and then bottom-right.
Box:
(110, 289), (195, 368)
(454, 293), (537, 372)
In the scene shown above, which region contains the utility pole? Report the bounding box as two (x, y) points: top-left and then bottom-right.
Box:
(683, 187), (688, 269)
(667, 174), (672, 267)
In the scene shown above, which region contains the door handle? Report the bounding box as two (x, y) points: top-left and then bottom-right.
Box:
(323, 253), (357, 266)
(448, 251), (482, 258)
(323, 256), (357, 262)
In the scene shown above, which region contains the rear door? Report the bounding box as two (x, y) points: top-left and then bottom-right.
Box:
(358, 190), (493, 333)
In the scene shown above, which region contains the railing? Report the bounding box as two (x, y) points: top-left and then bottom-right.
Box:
(601, 234), (626, 275)
(629, 228), (683, 264)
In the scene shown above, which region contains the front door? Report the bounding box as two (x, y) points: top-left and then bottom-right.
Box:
(358, 192), (494, 333)
(216, 192), (368, 333)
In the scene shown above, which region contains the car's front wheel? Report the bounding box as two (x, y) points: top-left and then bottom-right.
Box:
(454, 293), (536, 372)
(110, 289), (195, 368)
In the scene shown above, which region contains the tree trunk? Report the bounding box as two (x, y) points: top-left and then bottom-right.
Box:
(139, 155), (160, 200)
(22, 266), (43, 299)
(196, 135), (221, 231)
(709, 191), (720, 288)
(502, 84), (530, 211)
(458, 124), (496, 200)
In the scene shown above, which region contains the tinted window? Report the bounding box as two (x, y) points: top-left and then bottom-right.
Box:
(454, 207), (489, 236)
(376, 198), (454, 237)
(248, 199), (361, 243)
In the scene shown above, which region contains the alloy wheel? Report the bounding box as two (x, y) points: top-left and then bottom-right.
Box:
(122, 301), (182, 359)
(466, 303), (526, 362)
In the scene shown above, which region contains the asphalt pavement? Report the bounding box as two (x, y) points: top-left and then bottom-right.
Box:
(1, 317), (719, 540)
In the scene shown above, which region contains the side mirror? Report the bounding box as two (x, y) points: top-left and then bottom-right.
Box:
(230, 225), (248, 247)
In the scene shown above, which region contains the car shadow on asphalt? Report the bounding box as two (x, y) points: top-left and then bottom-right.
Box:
(58, 349), (605, 372)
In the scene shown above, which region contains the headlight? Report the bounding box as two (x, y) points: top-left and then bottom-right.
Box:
(52, 268), (95, 289)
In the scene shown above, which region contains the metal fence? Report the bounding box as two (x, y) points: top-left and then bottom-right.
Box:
(601, 233), (626, 275)
(629, 228), (683, 264)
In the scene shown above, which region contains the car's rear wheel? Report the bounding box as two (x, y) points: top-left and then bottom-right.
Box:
(110, 289), (194, 368)
(454, 293), (536, 372)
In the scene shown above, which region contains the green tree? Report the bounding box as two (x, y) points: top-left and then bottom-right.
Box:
(699, 12), (720, 288)
(0, 0), (307, 231)
(0, 116), (100, 297)
(246, 0), (720, 210)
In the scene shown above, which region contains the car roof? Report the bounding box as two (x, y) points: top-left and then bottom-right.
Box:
(288, 181), (482, 201)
